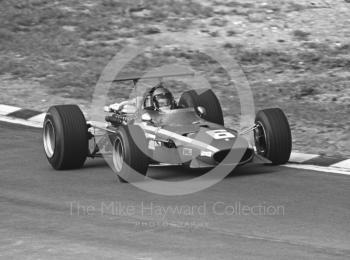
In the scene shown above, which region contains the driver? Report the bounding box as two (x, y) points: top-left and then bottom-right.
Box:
(106, 83), (176, 113)
(144, 84), (176, 111)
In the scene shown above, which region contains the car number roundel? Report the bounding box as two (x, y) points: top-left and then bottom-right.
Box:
(206, 130), (235, 139)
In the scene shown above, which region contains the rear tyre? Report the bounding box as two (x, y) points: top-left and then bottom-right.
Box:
(254, 108), (292, 165)
(43, 105), (88, 170)
(178, 89), (224, 125)
(112, 125), (149, 182)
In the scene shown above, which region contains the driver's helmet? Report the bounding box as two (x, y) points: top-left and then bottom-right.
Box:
(144, 84), (176, 110)
(152, 86), (175, 110)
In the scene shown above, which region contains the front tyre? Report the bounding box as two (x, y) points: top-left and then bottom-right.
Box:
(112, 126), (149, 182)
(254, 108), (292, 165)
(43, 105), (88, 170)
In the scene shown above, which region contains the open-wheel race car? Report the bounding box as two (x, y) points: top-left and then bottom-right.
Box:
(43, 71), (292, 182)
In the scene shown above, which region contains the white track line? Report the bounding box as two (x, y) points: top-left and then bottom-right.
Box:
(331, 159), (350, 169)
(289, 152), (319, 163)
(0, 115), (42, 128)
(28, 113), (46, 123)
(285, 163), (350, 176)
(0, 104), (21, 115)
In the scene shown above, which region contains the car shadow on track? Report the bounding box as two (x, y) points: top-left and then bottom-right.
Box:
(84, 158), (110, 169)
(83, 158), (281, 181)
(147, 163), (280, 181)
(227, 164), (281, 177)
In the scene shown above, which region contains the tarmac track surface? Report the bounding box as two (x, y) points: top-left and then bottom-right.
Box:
(0, 121), (349, 259)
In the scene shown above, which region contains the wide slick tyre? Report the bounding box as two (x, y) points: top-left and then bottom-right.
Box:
(178, 89), (224, 125)
(112, 125), (149, 182)
(43, 105), (88, 170)
(254, 108), (292, 165)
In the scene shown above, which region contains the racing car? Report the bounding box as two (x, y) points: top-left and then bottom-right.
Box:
(43, 71), (292, 182)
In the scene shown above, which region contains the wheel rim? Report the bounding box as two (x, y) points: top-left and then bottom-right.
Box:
(254, 121), (268, 156)
(113, 137), (124, 172)
(43, 120), (56, 158)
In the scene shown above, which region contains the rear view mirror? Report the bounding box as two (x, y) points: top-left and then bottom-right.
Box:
(141, 113), (152, 122)
(197, 106), (207, 117)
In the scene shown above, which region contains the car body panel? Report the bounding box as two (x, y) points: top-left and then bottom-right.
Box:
(126, 107), (254, 167)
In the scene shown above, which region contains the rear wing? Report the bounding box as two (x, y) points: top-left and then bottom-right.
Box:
(114, 71), (194, 82)
(110, 67), (195, 109)
(113, 68), (195, 85)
